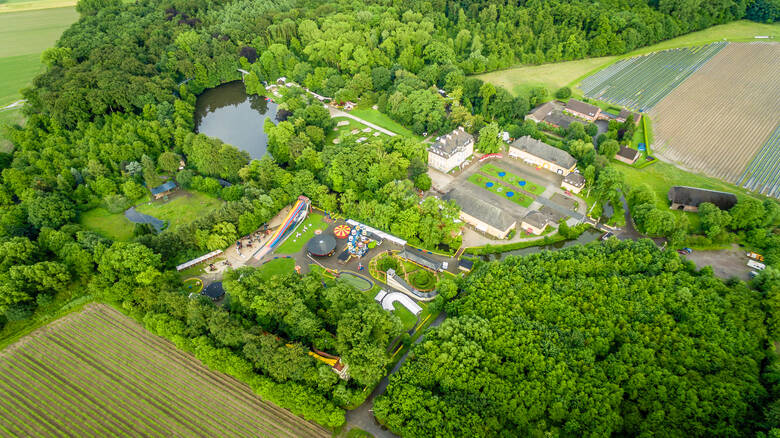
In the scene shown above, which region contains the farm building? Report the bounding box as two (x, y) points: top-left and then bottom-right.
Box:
(150, 181), (177, 199)
(564, 99), (601, 122)
(443, 189), (517, 239)
(616, 146), (640, 164)
(521, 211), (550, 235)
(306, 234), (337, 257)
(525, 101), (576, 129)
(561, 172), (586, 194)
(667, 186), (737, 212)
(397, 250), (444, 272)
(509, 136), (577, 175)
(428, 127), (474, 173)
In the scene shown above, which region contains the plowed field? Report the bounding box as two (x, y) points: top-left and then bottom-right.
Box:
(0, 303), (330, 438)
(649, 43), (780, 193)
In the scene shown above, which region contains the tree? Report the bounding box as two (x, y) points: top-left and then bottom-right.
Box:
(599, 139), (620, 158)
(414, 173), (431, 191)
(730, 198), (766, 231)
(699, 202), (732, 239)
(26, 193), (76, 229)
(475, 122), (501, 153)
(121, 180), (146, 201)
(555, 86), (572, 99)
(158, 151), (181, 173)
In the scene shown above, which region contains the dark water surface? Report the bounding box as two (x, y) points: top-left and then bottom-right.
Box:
(194, 81), (278, 159)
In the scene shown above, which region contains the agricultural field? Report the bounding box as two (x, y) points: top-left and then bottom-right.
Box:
(476, 20), (779, 98)
(738, 125), (780, 198)
(648, 43), (780, 195)
(0, 303), (330, 437)
(578, 42), (726, 111)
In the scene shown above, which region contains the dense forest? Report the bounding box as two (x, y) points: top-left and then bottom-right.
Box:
(375, 240), (779, 436)
(0, 0), (777, 430)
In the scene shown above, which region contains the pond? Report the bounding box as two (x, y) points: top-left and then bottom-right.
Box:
(194, 80), (279, 160)
(480, 228), (604, 261)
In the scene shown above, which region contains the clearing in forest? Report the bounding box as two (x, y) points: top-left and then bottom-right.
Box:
(0, 303), (330, 438)
(648, 43), (780, 196)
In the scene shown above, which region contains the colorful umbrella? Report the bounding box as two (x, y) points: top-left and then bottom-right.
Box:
(334, 225), (351, 238)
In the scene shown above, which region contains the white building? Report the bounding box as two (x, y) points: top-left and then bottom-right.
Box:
(508, 136), (577, 176)
(428, 127), (474, 173)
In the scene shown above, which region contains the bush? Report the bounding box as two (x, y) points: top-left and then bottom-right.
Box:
(555, 86), (572, 99)
(409, 269), (435, 290)
(378, 256), (398, 272)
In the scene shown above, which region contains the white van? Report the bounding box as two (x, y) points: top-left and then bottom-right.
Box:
(747, 260), (766, 271)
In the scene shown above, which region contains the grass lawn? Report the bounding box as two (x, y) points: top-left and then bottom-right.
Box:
(182, 278), (203, 294)
(476, 20), (779, 98)
(258, 257), (295, 280)
(476, 56), (616, 97)
(349, 107), (422, 140)
(468, 173), (534, 207)
(275, 212), (328, 254)
(79, 207), (135, 242)
(135, 190), (223, 231)
(392, 301), (418, 332)
(481, 163), (546, 195)
(326, 116), (391, 144)
(0, 6), (78, 105)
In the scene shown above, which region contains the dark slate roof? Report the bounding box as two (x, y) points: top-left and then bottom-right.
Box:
(528, 102), (556, 121)
(509, 136), (576, 169)
(563, 172), (586, 187)
(398, 249), (442, 272)
(542, 110), (575, 130)
(667, 186), (738, 210)
(522, 211), (549, 229)
(617, 146), (640, 161)
(203, 281), (225, 299)
(458, 258), (474, 270)
(443, 189), (516, 232)
(566, 99), (600, 118)
(217, 178), (232, 188)
(306, 234), (336, 256)
(428, 127), (474, 158)
(150, 181), (177, 196)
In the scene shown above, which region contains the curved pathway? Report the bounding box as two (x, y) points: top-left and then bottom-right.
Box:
(124, 207), (164, 232)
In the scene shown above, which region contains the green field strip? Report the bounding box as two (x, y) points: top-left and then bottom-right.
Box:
(0, 367), (72, 436)
(7, 351), (123, 437)
(84, 308), (319, 437)
(71, 317), (272, 438)
(37, 331), (182, 436)
(43, 328), (212, 437)
(480, 163), (546, 195)
(22, 333), (171, 437)
(59, 321), (229, 435)
(0, 390), (45, 437)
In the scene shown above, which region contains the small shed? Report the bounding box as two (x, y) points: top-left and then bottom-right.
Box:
(150, 181), (178, 200)
(458, 258), (474, 272)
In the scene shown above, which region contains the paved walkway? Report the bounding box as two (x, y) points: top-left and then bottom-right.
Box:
(345, 312), (447, 438)
(0, 100), (25, 111)
(327, 107), (397, 137)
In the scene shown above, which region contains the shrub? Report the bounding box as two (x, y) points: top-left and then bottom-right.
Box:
(378, 256), (398, 272)
(555, 86), (572, 99)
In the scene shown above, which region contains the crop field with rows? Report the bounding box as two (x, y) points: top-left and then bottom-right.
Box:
(648, 43), (780, 197)
(578, 42), (726, 111)
(0, 304), (330, 438)
(737, 125), (780, 198)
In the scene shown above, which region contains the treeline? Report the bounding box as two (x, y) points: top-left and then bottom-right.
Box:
(375, 239), (775, 436)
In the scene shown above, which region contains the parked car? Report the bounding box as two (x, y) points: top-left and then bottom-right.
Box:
(747, 260), (766, 271)
(682, 247), (693, 254)
(746, 252), (765, 261)
(600, 232), (614, 241)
